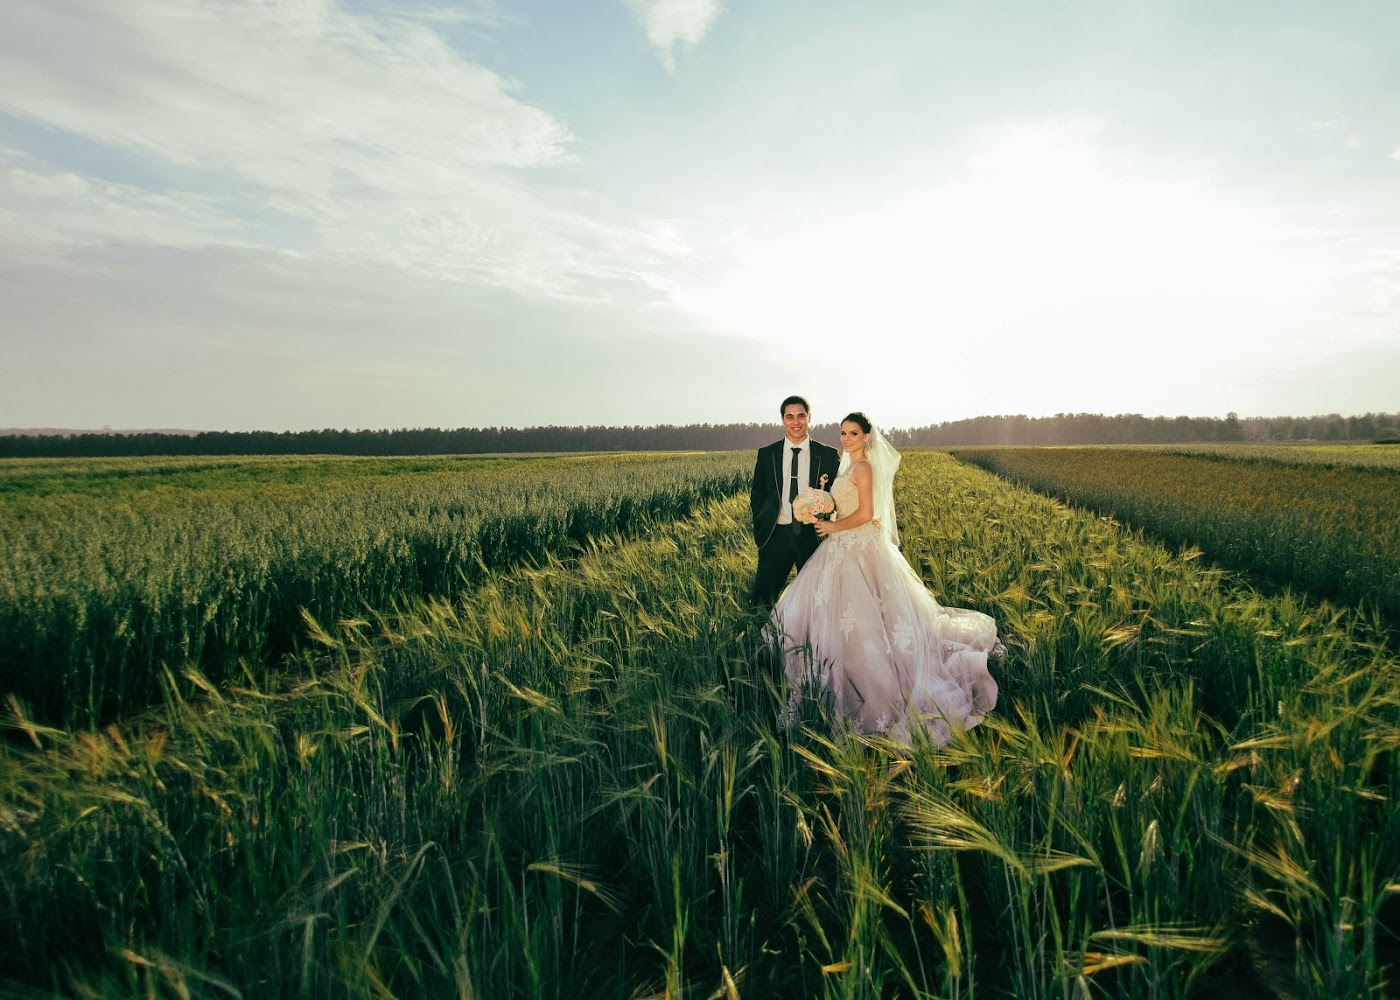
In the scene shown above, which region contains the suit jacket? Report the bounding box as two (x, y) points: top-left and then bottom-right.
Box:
(750, 438), (843, 547)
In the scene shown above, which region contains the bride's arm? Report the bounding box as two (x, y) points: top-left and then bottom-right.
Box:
(814, 462), (875, 536)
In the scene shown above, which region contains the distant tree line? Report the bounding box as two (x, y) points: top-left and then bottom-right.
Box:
(1, 412), (1397, 458)
(890, 411), (1400, 447)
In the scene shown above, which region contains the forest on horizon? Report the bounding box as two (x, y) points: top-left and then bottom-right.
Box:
(2, 410), (1397, 458)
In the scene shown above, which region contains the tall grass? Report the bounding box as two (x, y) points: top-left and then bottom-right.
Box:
(0, 452), (749, 726)
(2, 452), (1396, 997)
(954, 446), (1400, 622)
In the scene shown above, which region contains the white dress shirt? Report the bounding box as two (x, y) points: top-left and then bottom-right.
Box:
(777, 435), (811, 525)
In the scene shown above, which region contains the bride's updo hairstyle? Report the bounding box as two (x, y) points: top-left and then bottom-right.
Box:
(842, 412), (873, 434)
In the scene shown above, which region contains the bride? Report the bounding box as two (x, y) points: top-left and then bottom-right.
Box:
(769, 412), (1002, 745)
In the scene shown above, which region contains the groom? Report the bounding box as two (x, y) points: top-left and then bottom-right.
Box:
(749, 395), (842, 609)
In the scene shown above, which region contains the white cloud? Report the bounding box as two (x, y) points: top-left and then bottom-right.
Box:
(625, 0), (723, 69)
(0, 0), (678, 296)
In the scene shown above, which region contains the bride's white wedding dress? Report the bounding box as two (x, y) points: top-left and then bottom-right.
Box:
(770, 458), (1001, 745)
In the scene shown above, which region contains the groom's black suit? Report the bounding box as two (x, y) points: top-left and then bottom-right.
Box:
(750, 437), (842, 608)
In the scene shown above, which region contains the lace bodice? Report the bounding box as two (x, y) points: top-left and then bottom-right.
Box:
(830, 472), (860, 519)
(824, 465), (882, 547)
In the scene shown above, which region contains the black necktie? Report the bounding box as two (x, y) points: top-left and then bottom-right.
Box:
(789, 447), (803, 534)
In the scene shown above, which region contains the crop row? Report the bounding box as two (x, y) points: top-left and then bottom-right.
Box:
(1156, 441), (1400, 471)
(2, 452), (1395, 997)
(955, 446), (1400, 620)
(0, 452), (750, 726)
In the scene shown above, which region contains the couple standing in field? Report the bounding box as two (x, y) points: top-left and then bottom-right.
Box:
(750, 395), (1002, 745)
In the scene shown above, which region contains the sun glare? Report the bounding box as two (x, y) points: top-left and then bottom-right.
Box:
(677, 125), (1333, 395)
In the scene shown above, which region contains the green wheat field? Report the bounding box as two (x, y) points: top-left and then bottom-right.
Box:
(2, 446), (1398, 998)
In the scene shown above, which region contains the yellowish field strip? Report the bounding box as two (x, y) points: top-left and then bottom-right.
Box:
(1156, 441), (1400, 470)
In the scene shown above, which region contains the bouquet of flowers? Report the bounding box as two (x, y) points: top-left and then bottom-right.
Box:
(792, 475), (835, 523)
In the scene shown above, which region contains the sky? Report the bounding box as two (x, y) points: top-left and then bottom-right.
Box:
(1, 0), (1398, 431)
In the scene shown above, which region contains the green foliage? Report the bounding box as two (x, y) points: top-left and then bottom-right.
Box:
(955, 446), (1400, 621)
(0, 452), (750, 726)
(2, 453), (1397, 997)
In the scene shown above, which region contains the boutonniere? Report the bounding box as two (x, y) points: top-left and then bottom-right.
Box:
(819, 474), (829, 489)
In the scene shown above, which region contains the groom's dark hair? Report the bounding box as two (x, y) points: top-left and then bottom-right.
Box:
(780, 395), (810, 415)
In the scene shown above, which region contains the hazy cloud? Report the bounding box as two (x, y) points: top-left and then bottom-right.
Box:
(365, 0), (507, 26)
(0, 238), (771, 430)
(0, 147), (249, 248)
(625, 0), (723, 69)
